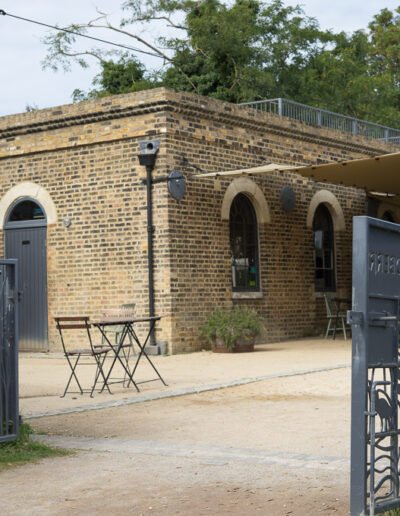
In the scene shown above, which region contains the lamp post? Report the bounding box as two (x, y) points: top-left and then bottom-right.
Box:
(138, 140), (160, 352)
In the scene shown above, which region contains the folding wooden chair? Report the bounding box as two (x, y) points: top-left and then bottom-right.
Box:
(55, 316), (111, 397)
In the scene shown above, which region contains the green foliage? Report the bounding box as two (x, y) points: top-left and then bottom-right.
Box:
(161, 1), (400, 125)
(162, 0), (333, 103)
(42, 24), (92, 72)
(200, 306), (262, 349)
(72, 54), (159, 101)
(0, 423), (69, 470)
(162, 0), (259, 101)
(42, 1), (400, 127)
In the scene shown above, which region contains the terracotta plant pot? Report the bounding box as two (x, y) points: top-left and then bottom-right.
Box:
(212, 337), (255, 353)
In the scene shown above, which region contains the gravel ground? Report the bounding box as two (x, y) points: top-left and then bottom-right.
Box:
(0, 367), (351, 515)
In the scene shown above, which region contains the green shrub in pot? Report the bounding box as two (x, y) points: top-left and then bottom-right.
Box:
(200, 306), (262, 350)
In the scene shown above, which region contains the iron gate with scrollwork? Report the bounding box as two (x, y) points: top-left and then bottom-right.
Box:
(0, 259), (18, 443)
(349, 217), (400, 515)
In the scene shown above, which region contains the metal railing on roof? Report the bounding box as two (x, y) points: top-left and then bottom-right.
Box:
(240, 98), (400, 146)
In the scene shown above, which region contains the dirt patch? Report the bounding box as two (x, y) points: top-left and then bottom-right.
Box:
(0, 450), (347, 515)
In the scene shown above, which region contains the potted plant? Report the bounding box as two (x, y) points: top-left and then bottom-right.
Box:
(200, 306), (262, 353)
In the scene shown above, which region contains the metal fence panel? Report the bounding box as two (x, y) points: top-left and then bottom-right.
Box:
(0, 259), (18, 443)
(241, 98), (400, 146)
(349, 217), (400, 515)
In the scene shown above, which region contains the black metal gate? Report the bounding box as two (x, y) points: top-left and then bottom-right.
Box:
(349, 216), (400, 515)
(0, 259), (19, 443)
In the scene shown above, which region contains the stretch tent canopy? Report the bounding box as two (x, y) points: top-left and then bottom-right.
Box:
(196, 151), (400, 201)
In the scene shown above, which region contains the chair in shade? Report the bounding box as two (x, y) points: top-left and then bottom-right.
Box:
(324, 294), (349, 340)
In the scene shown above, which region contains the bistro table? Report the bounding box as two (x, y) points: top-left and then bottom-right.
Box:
(93, 315), (167, 393)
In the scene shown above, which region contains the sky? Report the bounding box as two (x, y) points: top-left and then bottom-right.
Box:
(0, 1), (399, 116)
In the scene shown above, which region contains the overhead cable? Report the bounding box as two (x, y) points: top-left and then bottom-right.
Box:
(0, 9), (163, 59)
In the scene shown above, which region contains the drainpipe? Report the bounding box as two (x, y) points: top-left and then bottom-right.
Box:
(138, 140), (160, 353)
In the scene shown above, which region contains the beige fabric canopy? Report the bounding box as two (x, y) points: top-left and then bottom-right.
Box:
(198, 162), (296, 177)
(196, 151), (400, 201)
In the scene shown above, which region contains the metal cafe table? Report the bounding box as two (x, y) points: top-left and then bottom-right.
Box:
(93, 315), (167, 393)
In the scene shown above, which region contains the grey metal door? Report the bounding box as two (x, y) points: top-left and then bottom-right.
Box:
(5, 227), (48, 351)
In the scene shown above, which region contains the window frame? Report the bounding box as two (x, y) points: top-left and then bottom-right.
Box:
(313, 204), (336, 292)
(4, 197), (47, 229)
(229, 193), (260, 293)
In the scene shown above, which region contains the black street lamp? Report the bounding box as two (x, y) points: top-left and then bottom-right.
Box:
(138, 140), (160, 352)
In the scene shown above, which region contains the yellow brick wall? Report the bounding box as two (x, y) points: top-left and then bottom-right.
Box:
(0, 88), (395, 352)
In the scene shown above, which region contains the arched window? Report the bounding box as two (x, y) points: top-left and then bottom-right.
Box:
(313, 204), (335, 291)
(382, 211), (396, 223)
(229, 193), (259, 291)
(5, 199), (46, 228)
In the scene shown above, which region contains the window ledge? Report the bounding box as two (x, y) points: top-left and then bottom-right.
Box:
(232, 291), (263, 300)
(314, 290), (336, 298)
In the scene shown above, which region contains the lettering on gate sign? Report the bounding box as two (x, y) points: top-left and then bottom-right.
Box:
(369, 251), (400, 276)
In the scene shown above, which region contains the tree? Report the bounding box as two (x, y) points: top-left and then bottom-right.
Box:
(42, 1), (400, 127)
(161, 0), (335, 103)
(294, 8), (400, 127)
(71, 54), (159, 101)
(294, 30), (372, 116)
(365, 7), (400, 126)
(43, 1), (334, 101)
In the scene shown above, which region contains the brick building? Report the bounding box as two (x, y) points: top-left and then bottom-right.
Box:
(0, 88), (397, 353)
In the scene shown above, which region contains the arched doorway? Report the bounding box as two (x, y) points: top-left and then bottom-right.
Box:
(4, 198), (48, 351)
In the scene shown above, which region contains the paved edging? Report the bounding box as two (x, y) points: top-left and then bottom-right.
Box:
(25, 363), (349, 420)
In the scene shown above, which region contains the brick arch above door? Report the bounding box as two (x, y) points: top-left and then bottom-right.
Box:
(0, 182), (57, 228)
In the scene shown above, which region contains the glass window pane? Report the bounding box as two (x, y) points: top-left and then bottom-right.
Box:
(313, 204), (335, 291)
(324, 251), (332, 268)
(229, 194), (259, 291)
(9, 200), (45, 222)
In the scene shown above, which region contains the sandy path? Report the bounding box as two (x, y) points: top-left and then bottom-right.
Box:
(1, 368), (351, 515)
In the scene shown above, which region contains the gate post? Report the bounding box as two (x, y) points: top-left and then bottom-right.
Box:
(349, 218), (369, 515)
(0, 259), (19, 443)
(349, 217), (400, 515)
